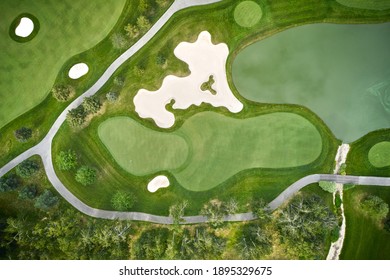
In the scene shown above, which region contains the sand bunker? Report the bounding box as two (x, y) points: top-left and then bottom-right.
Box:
(147, 175), (170, 193)
(134, 31), (243, 128)
(15, 17), (34, 37)
(68, 63), (89, 79)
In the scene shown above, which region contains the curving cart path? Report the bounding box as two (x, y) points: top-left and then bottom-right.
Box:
(1, 0), (390, 225)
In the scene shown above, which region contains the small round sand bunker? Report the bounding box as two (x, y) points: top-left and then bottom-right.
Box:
(15, 17), (34, 37)
(68, 63), (89, 79)
(147, 175), (170, 193)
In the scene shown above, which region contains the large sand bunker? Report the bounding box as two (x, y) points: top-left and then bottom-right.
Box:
(68, 63), (89, 79)
(15, 17), (34, 37)
(134, 31), (243, 128)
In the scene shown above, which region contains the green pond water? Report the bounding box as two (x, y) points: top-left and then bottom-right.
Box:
(233, 23), (390, 143)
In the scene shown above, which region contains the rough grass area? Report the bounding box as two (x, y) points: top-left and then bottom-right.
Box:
(234, 1), (263, 27)
(341, 186), (390, 259)
(368, 141), (390, 168)
(337, 0), (390, 10)
(0, 0), (126, 129)
(99, 112), (322, 191)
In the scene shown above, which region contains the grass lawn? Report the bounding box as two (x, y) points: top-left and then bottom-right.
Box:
(337, 0), (390, 10)
(0, 0), (173, 168)
(368, 141), (390, 168)
(340, 186), (390, 259)
(0, 0), (126, 129)
(99, 112), (322, 191)
(233, 1), (263, 28)
(98, 117), (189, 175)
(232, 23), (390, 143)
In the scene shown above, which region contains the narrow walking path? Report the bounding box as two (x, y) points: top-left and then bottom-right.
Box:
(1, 0), (390, 225)
(327, 144), (350, 260)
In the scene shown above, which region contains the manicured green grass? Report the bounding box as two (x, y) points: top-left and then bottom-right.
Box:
(98, 117), (189, 175)
(337, 0), (390, 10)
(346, 129), (390, 177)
(340, 186), (390, 259)
(368, 141), (390, 168)
(233, 1), (263, 28)
(232, 23), (390, 143)
(0, 0), (126, 129)
(0, 0), (173, 168)
(99, 112), (322, 191)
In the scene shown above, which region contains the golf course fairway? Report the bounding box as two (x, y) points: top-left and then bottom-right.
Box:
(99, 112), (323, 191)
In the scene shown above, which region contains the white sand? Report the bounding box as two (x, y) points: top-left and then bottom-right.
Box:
(134, 31), (244, 128)
(327, 143), (350, 260)
(68, 63), (89, 79)
(147, 175), (170, 193)
(15, 17), (34, 37)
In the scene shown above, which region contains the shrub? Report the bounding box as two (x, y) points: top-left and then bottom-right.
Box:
(110, 33), (129, 50)
(361, 195), (389, 220)
(83, 96), (101, 114)
(14, 127), (32, 142)
(113, 76), (125, 87)
(156, 53), (167, 65)
(0, 174), (20, 192)
(137, 16), (151, 33)
(111, 191), (136, 211)
(16, 159), (39, 178)
(51, 85), (74, 102)
(56, 150), (78, 171)
(75, 166), (97, 186)
(319, 181), (337, 193)
(19, 184), (38, 200)
(66, 106), (87, 127)
(34, 190), (59, 210)
(106, 92), (118, 103)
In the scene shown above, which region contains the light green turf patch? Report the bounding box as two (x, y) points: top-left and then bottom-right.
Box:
(368, 141), (390, 168)
(98, 117), (188, 175)
(0, 0), (126, 128)
(337, 0), (390, 11)
(233, 23), (390, 143)
(99, 112), (322, 191)
(234, 1), (263, 27)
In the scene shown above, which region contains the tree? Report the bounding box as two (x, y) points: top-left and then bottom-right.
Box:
(56, 150), (78, 171)
(200, 199), (225, 227)
(131, 228), (169, 259)
(75, 166), (97, 186)
(169, 200), (188, 225)
(124, 23), (139, 39)
(51, 85), (74, 102)
(251, 198), (272, 223)
(237, 222), (272, 259)
(139, 0), (149, 13)
(106, 92), (118, 103)
(34, 190), (59, 210)
(361, 195), (389, 220)
(14, 127), (32, 142)
(110, 33), (129, 50)
(224, 198), (238, 215)
(16, 159), (39, 178)
(111, 191), (136, 211)
(83, 96), (101, 114)
(136, 16), (151, 33)
(319, 181), (337, 193)
(66, 105), (87, 127)
(0, 174), (20, 192)
(18, 184), (38, 200)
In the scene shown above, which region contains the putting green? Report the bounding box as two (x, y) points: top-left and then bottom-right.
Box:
(0, 0), (126, 129)
(234, 1), (263, 27)
(99, 112), (322, 191)
(368, 141), (390, 168)
(98, 117), (188, 175)
(337, 0), (390, 10)
(233, 23), (390, 143)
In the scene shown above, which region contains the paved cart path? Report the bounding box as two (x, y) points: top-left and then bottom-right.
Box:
(1, 0), (390, 225)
